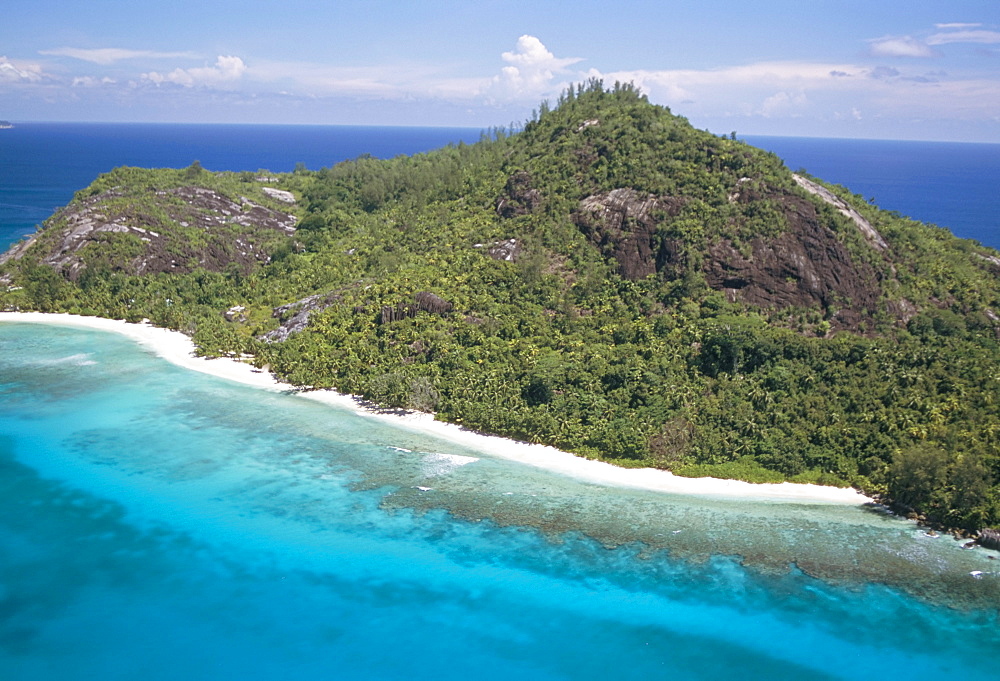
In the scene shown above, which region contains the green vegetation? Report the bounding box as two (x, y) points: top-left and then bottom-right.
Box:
(3, 80), (999, 531)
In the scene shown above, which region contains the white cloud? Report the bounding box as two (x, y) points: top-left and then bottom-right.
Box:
(239, 37), (581, 105)
(40, 47), (196, 65)
(934, 23), (981, 30)
(0, 56), (44, 82)
(927, 30), (1000, 45)
(593, 57), (1000, 134)
(142, 56), (246, 88)
(601, 61), (868, 100)
(868, 36), (936, 58)
(760, 91), (808, 117)
(250, 59), (423, 97)
(489, 35), (582, 99)
(72, 76), (116, 87)
(501, 35), (580, 71)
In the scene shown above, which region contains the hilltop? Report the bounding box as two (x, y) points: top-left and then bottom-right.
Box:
(3, 80), (999, 531)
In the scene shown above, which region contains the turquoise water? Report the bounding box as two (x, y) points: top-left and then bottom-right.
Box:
(1, 322), (998, 680)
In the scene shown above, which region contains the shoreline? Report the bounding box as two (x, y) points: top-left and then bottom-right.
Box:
(0, 311), (872, 505)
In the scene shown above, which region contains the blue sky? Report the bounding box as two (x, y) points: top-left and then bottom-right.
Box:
(2, 0), (999, 141)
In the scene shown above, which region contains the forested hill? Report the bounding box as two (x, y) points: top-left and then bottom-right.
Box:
(3, 81), (1000, 533)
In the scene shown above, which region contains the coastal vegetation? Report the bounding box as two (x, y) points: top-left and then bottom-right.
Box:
(3, 80), (999, 532)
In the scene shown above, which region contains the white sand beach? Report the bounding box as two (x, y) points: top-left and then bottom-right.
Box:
(0, 311), (872, 505)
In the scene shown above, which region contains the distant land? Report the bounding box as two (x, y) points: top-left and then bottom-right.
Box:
(0, 121), (13, 129)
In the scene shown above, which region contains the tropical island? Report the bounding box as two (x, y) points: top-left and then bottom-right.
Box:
(2, 81), (999, 535)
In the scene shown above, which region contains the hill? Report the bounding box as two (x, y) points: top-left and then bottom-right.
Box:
(3, 80), (1000, 532)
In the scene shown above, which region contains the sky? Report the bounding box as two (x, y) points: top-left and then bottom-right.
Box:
(2, 0), (999, 141)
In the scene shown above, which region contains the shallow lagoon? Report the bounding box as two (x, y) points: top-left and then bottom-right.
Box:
(1, 321), (998, 680)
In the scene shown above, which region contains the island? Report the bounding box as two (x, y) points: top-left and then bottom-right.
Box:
(0, 120), (13, 129)
(2, 80), (998, 537)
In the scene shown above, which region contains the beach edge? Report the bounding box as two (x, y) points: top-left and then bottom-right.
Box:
(0, 311), (873, 505)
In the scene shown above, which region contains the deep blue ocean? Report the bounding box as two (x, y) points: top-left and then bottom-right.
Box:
(0, 123), (483, 253)
(744, 135), (1000, 250)
(1, 126), (1000, 679)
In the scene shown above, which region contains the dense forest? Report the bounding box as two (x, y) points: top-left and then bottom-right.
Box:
(3, 80), (1000, 532)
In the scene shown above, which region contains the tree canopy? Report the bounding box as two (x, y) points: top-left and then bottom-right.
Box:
(3, 80), (999, 531)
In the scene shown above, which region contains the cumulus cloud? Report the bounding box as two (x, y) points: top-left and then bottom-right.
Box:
(490, 35), (582, 99)
(868, 36), (936, 58)
(0, 56), (44, 82)
(927, 30), (1000, 45)
(142, 56), (246, 88)
(40, 47), (196, 65)
(243, 37), (581, 105)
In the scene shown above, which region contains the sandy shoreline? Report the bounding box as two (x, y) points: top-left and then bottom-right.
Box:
(0, 311), (872, 505)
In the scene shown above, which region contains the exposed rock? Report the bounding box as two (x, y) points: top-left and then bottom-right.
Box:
(727, 177), (753, 204)
(260, 291), (342, 343)
(473, 238), (522, 262)
(224, 305), (248, 322)
(703, 192), (882, 330)
(978, 528), (1000, 551)
(1, 184), (298, 280)
(261, 187), (296, 203)
(792, 174), (888, 251)
(976, 253), (1000, 276)
(496, 171), (542, 218)
(572, 188), (684, 280)
(260, 285), (447, 342)
(887, 298), (919, 324)
(573, 185), (886, 331)
(380, 291), (453, 324)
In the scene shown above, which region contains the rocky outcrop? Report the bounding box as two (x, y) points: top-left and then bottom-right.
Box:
(1, 184), (297, 280)
(792, 174), (888, 251)
(572, 188), (684, 279)
(224, 305), (248, 323)
(380, 291), (453, 324)
(704, 192), (882, 330)
(573, 185), (885, 331)
(260, 290), (455, 341)
(474, 238), (522, 262)
(496, 171), (542, 218)
(260, 187), (296, 203)
(978, 528), (1000, 550)
(976, 253), (1000, 276)
(260, 291), (342, 343)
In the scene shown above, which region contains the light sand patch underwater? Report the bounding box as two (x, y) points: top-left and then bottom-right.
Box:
(0, 312), (869, 505)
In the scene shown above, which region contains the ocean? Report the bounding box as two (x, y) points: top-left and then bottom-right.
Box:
(1, 124), (998, 252)
(0, 123), (483, 253)
(1, 126), (999, 679)
(743, 135), (1000, 250)
(1, 319), (998, 680)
